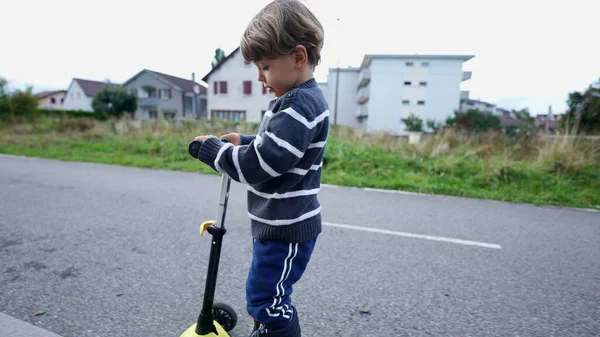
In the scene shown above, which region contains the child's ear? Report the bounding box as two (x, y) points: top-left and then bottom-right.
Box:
(293, 45), (308, 69)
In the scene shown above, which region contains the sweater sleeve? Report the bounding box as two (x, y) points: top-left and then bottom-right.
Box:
(239, 133), (256, 145)
(197, 101), (327, 184)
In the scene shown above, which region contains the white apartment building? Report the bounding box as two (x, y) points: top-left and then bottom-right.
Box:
(355, 54), (474, 134)
(321, 54), (474, 134)
(202, 47), (275, 123)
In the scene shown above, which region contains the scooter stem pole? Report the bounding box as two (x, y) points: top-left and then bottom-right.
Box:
(195, 174), (231, 335)
(215, 174), (231, 229)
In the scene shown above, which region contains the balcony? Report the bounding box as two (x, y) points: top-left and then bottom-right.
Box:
(138, 97), (160, 107)
(356, 105), (368, 118)
(357, 68), (371, 88)
(357, 86), (370, 105)
(462, 71), (472, 81)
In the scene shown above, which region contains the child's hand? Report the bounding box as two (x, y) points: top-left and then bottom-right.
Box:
(194, 135), (216, 143)
(219, 133), (241, 146)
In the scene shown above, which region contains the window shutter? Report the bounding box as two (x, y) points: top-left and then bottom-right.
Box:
(213, 82), (218, 94)
(243, 81), (251, 95)
(221, 81), (228, 94)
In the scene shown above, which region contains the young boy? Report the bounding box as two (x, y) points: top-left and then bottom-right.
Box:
(191, 1), (328, 336)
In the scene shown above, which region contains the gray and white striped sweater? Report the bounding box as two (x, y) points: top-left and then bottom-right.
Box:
(197, 78), (329, 243)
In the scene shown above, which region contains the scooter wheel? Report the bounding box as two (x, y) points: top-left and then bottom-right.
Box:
(213, 302), (237, 332)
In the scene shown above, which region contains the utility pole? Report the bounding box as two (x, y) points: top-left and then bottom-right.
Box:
(333, 17), (340, 126)
(545, 105), (552, 134)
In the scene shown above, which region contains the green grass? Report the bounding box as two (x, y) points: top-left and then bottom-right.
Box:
(322, 133), (599, 208)
(1, 115), (599, 210)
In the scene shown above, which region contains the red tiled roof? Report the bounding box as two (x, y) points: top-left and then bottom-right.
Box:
(73, 78), (112, 97)
(35, 90), (66, 98)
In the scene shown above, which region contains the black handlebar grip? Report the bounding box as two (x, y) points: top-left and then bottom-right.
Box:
(188, 140), (202, 159)
(189, 138), (230, 159)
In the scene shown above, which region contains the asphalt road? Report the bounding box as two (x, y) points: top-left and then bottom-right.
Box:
(1, 155), (599, 337)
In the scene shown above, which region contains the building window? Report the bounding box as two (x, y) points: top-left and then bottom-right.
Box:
(212, 110), (246, 122)
(402, 100), (409, 105)
(77, 92), (81, 99)
(404, 81), (411, 86)
(243, 81), (252, 95)
(421, 62), (430, 67)
(144, 86), (157, 98)
(50, 97), (56, 104)
(163, 111), (176, 120)
(159, 88), (172, 99)
(61, 98), (64, 103)
(213, 81), (228, 94)
(184, 97), (193, 111)
(149, 110), (158, 119)
(419, 81), (427, 86)
(418, 101), (425, 105)
(405, 61), (414, 67)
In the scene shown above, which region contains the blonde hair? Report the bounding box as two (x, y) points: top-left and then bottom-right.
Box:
(241, 0), (324, 67)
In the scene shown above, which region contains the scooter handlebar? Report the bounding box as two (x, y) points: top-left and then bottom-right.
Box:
(188, 138), (230, 159)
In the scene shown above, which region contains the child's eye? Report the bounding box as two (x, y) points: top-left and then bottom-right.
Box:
(262, 66), (269, 71)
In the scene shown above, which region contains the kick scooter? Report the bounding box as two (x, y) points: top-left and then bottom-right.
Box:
(180, 139), (239, 337)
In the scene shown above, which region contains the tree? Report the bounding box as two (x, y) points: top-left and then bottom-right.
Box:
(513, 107), (535, 124)
(447, 109), (501, 132)
(560, 79), (600, 134)
(11, 87), (39, 120)
(426, 119), (442, 133)
(401, 113), (423, 132)
(0, 77), (10, 116)
(0, 76), (39, 120)
(92, 85), (137, 117)
(211, 48), (226, 68)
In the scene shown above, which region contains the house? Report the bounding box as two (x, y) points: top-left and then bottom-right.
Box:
(35, 90), (66, 110)
(202, 47), (275, 123)
(63, 78), (110, 111)
(322, 54), (475, 134)
(123, 69), (207, 120)
(535, 113), (563, 133)
(459, 98), (498, 114)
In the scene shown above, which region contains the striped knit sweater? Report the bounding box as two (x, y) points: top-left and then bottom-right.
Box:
(197, 78), (329, 243)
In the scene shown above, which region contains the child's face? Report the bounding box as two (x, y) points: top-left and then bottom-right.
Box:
(254, 54), (297, 98)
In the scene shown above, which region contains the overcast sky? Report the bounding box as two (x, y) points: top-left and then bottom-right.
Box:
(1, 0), (598, 114)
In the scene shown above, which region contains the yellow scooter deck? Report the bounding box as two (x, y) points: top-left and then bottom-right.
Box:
(180, 321), (229, 337)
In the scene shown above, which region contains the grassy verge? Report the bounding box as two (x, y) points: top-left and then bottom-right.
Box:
(1, 115), (599, 209)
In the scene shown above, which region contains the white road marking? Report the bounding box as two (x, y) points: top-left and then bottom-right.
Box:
(323, 222), (503, 250)
(363, 187), (427, 197)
